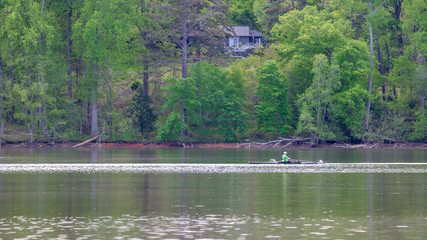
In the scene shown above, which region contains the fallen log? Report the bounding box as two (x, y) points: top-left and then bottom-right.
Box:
(238, 137), (310, 148)
(73, 135), (100, 148)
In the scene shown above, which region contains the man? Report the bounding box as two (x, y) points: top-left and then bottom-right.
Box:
(282, 151), (292, 163)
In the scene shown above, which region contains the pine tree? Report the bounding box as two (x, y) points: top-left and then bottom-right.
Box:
(130, 85), (157, 136)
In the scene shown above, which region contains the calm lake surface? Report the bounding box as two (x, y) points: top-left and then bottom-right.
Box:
(0, 148), (426, 239)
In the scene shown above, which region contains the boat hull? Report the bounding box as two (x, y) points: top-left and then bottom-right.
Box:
(249, 161), (323, 165)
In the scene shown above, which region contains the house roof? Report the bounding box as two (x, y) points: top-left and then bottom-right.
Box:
(230, 26), (263, 37)
(233, 26), (250, 36)
(249, 29), (262, 37)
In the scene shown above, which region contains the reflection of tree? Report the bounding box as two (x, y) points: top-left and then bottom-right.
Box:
(91, 148), (98, 215)
(366, 150), (373, 240)
(369, 173), (373, 240)
(141, 174), (150, 215)
(181, 150), (188, 233)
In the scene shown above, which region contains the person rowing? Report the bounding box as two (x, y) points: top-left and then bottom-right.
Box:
(281, 151), (293, 163)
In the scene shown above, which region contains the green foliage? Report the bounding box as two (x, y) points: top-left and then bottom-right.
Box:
(162, 76), (199, 117)
(332, 39), (369, 89)
(157, 112), (187, 142)
(158, 76), (198, 141)
(271, 6), (369, 127)
(189, 61), (228, 139)
(130, 86), (157, 136)
(255, 60), (291, 137)
(411, 111), (426, 142)
(8, 81), (55, 143)
(367, 107), (413, 143)
(402, 0), (427, 56)
(296, 54), (341, 145)
(331, 84), (368, 141)
(228, 0), (258, 29)
(157, 61), (249, 142)
(216, 82), (249, 141)
(0, 0), (425, 144)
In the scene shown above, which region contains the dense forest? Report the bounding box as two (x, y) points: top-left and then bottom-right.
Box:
(0, 0), (425, 145)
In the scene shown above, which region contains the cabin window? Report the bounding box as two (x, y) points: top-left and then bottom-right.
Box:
(229, 37), (238, 47)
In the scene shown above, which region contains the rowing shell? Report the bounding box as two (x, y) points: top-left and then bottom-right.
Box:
(249, 160), (324, 165)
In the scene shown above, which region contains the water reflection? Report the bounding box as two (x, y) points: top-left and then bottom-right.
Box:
(2, 214), (402, 239)
(0, 148), (425, 164)
(0, 148), (426, 239)
(0, 163), (426, 173)
(0, 172), (426, 239)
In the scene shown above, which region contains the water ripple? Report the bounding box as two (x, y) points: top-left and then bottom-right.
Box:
(1, 214), (424, 239)
(0, 163), (426, 173)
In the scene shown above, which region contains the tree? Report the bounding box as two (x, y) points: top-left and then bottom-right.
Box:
(227, 0), (258, 29)
(129, 0), (170, 97)
(253, 0), (289, 35)
(401, 0), (426, 118)
(188, 61), (228, 139)
(73, 0), (131, 136)
(161, 0), (229, 79)
(158, 61), (249, 141)
(157, 76), (199, 141)
(337, 0), (388, 131)
(189, 61), (248, 141)
(255, 61), (291, 137)
(0, 0), (59, 142)
(156, 111), (187, 142)
(226, 54), (263, 132)
(331, 84), (368, 141)
(0, 53), (4, 134)
(296, 54), (340, 145)
(157, 0), (229, 138)
(9, 82), (54, 144)
(271, 5), (369, 125)
(130, 82), (157, 136)
(216, 82), (248, 141)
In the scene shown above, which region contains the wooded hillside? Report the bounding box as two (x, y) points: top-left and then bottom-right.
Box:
(0, 0), (425, 145)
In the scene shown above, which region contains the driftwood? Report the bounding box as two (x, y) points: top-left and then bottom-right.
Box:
(337, 143), (380, 149)
(238, 137), (310, 149)
(73, 135), (100, 148)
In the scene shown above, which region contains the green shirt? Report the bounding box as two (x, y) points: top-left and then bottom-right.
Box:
(282, 155), (289, 162)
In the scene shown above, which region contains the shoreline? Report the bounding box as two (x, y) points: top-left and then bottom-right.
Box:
(1, 142), (426, 149)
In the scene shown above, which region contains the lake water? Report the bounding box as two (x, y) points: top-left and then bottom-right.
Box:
(0, 148), (426, 239)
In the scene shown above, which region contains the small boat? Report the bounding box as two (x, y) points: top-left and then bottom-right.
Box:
(249, 160), (324, 165)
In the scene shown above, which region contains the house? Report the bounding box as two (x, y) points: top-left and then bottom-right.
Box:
(227, 26), (263, 58)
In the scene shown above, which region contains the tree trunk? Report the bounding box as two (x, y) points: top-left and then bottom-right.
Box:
(91, 65), (99, 136)
(30, 123), (34, 145)
(310, 131), (316, 146)
(418, 51), (425, 117)
(143, 61), (149, 96)
(0, 53), (4, 133)
(351, 17), (358, 40)
(84, 61), (90, 132)
(300, 0), (306, 9)
(365, 0), (387, 131)
(365, 21), (374, 131)
(376, 37), (386, 100)
(182, 41), (188, 79)
(106, 73), (113, 138)
(67, 1), (73, 99)
(385, 41), (391, 73)
(41, 0), (45, 15)
(422, 96), (425, 118)
(196, 45), (201, 62)
(180, 2), (189, 138)
(395, 0), (404, 55)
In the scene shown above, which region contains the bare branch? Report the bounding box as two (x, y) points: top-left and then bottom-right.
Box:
(373, 0), (387, 15)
